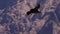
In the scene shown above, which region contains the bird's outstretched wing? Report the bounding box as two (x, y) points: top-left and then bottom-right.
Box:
(27, 11), (31, 15)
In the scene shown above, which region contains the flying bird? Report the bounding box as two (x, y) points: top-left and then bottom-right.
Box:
(27, 4), (41, 15)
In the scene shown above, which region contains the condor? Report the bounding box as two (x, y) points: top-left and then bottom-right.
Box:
(27, 4), (41, 15)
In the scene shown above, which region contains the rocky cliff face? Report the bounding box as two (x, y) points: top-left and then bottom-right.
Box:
(0, 0), (60, 34)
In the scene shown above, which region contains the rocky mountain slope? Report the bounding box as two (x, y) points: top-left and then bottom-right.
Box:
(0, 0), (60, 34)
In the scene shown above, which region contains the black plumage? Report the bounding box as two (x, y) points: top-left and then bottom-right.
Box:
(27, 4), (41, 15)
